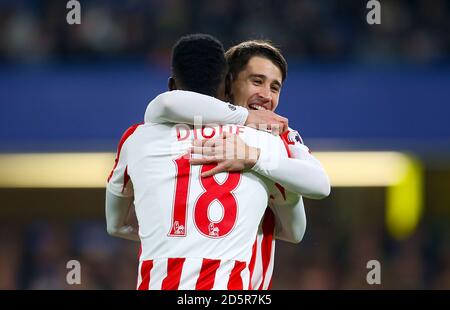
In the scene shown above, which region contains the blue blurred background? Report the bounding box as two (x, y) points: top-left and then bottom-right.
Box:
(1, 0), (450, 289)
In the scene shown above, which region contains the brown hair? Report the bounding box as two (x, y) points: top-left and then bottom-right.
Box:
(225, 40), (287, 82)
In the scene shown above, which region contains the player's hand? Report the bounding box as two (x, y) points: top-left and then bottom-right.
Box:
(189, 132), (260, 177)
(245, 110), (289, 136)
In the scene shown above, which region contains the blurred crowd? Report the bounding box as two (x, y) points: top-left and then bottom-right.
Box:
(0, 221), (139, 290)
(1, 197), (449, 290)
(0, 0), (449, 65)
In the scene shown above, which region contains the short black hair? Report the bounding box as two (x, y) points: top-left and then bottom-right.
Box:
(171, 34), (227, 97)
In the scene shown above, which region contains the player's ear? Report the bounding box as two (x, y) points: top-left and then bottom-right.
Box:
(168, 77), (177, 91)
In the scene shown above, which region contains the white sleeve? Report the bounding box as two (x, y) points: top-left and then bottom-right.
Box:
(105, 189), (140, 242)
(144, 90), (248, 125)
(105, 125), (139, 241)
(269, 193), (306, 243)
(262, 128), (314, 243)
(252, 132), (331, 199)
(106, 126), (136, 198)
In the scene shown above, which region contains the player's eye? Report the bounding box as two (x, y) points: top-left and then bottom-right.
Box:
(271, 85), (280, 93)
(252, 78), (263, 85)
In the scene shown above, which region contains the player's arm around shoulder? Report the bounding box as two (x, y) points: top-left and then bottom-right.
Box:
(144, 90), (289, 133)
(250, 127), (330, 199)
(281, 127), (331, 199)
(144, 90), (248, 125)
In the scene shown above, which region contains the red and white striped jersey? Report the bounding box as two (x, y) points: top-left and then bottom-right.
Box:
(249, 128), (308, 290)
(107, 122), (290, 290)
(249, 208), (276, 290)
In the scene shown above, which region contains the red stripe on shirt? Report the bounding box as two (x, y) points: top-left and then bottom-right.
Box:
(258, 208), (275, 290)
(107, 123), (142, 182)
(279, 132), (293, 158)
(161, 258), (185, 290)
(276, 132), (293, 202)
(228, 261), (246, 290)
(274, 183), (287, 201)
(248, 239), (258, 290)
(137, 260), (153, 290)
(195, 258), (221, 290)
(122, 166), (130, 193)
(137, 245), (142, 260)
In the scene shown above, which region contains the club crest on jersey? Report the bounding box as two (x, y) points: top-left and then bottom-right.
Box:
(288, 131), (303, 145)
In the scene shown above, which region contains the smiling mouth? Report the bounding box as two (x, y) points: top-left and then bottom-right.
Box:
(248, 104), (268, 111)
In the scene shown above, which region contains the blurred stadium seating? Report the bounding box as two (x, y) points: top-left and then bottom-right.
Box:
(0, 0), (449, 289)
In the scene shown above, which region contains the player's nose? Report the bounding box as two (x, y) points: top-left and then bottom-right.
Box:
(258, 86), (272, 102)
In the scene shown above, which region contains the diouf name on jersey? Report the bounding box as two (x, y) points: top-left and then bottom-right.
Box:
(175, 124), (246, 141)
